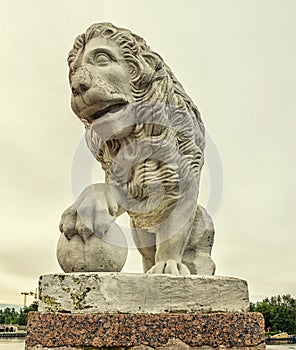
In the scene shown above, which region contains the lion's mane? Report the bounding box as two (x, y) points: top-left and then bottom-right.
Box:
(69, 23), (206, 228)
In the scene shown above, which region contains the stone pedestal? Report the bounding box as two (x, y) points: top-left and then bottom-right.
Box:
(25, 273), (266, 349)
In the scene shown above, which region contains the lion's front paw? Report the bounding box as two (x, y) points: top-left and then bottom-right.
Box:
(59, 184), (118, 242)
(146, 260), (190, 276)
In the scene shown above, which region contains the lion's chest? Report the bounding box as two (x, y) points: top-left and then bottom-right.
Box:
(86, 126), (201, 227)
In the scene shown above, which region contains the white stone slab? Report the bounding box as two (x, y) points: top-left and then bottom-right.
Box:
(38, 273), (249, 314)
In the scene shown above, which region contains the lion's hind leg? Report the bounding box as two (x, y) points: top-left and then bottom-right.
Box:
(182, 205), (216, 275)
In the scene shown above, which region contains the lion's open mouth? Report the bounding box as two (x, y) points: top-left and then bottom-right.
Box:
(89, 103), (127, 121)
(78, 100), (129, 125)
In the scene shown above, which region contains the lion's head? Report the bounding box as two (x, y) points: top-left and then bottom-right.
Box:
(68, 23), (206, 227)
(68, 23), (204, 136)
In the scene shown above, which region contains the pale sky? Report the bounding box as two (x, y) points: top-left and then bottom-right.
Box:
(1, 0), (295, 305)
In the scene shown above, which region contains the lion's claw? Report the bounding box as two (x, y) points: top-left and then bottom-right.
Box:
(147, 260), (190, 276)
(59, 184), (118, 241)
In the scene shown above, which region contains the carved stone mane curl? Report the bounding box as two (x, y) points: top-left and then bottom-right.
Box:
(69, 23), (206, 227)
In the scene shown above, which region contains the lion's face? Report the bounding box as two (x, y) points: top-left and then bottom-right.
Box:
(69, 36), (134, 125)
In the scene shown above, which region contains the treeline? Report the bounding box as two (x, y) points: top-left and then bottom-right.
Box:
(250, 294), (296, 334)
(0, 301), (37, 326)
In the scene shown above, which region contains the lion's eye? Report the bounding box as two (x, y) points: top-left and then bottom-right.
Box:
(94, 53), (112, 65)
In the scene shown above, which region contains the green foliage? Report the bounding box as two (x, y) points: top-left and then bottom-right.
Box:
(0, 307), (19, 325)
(251, 294), (296, 334)
(0, 301), (38, 326)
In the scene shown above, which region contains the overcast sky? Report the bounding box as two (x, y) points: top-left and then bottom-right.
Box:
(1, 0), (295, 305)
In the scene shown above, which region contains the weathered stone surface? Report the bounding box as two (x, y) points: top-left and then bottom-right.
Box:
(57, 223), (128, 273)
(58, 22), (216, 276)
(38, 273), (249, 314)
(25, 312), (265, 349)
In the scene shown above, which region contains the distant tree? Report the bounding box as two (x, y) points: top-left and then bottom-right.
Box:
(251, 294), (296, 334)
(28, 301), (38, 312)
(1, 307), (19, 325)
(18, 301), (38, 325)
(18, 308), (27, 326)
(0, 301), (38, 325)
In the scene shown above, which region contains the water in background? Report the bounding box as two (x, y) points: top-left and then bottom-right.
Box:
(267, 345), (296, 349)
(0, 339), (24, 349)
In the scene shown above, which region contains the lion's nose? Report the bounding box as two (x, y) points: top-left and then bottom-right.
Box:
(71, 80), (90, 96)
(71, 67), (92, 96)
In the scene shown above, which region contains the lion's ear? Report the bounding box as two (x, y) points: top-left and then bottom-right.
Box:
(128, 58), (154, 88)
(142, 52), (163, 72)
(142, 52), (165, 83)
(128, 52), (164, 89)
(128, 60), (142, 82)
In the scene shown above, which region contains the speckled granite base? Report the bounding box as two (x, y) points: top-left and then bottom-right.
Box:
(25, 312), (265, 349)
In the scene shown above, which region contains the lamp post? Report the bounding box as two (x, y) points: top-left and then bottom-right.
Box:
(21, 291), (35, 307)
(21, 292), (29, 307)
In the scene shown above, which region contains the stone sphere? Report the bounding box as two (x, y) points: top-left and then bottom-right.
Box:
(57, 222), (128, 273)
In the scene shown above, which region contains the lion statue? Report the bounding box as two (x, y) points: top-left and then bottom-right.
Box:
(59, 22), (215, 276)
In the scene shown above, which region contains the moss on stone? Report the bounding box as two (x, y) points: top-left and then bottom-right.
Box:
(42, 295), (60, 311)
(70, 286), (92, 309)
